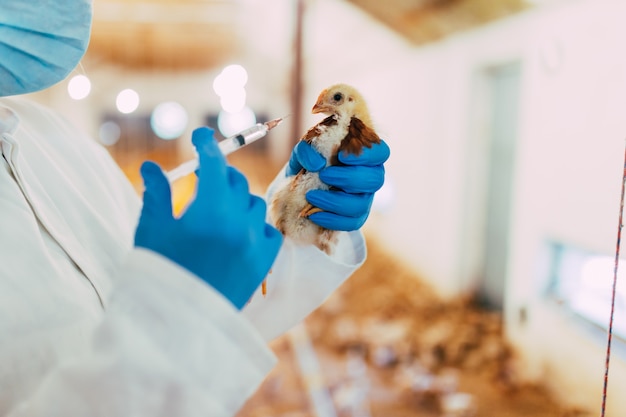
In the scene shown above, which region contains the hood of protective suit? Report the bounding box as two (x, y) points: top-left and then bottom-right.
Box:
(0, 0), (92, 97)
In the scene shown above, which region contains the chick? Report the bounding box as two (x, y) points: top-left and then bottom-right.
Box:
(268, 83), (381, 255)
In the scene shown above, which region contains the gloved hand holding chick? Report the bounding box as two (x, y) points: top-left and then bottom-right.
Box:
(269, 83), (390, 254)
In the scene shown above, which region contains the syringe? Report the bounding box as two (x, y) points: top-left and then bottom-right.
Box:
(166, 116), (286, 183)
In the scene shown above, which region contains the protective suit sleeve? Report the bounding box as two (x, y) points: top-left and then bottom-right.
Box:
(7, 248), (276, 417)
(242, 164), (367, 342)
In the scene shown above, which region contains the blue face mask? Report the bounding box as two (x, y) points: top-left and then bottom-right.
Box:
(0, 0), (92, 97)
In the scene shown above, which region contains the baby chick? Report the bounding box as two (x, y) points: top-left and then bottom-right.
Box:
(269, 83), (381, 255)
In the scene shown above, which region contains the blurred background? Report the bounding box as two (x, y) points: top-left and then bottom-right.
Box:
(24, 0), (626, 415)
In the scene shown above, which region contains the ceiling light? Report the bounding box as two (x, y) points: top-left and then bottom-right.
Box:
(116, 88), (140, 114)
(67, 75), (91, 100)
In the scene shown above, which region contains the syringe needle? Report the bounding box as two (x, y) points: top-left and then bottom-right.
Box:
(264, 116), (287, 131)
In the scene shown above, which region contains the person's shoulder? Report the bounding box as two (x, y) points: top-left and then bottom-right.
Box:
(0, 95), (51, 113)
(1, 96), (92, 142)
(0, 95), (66, 128)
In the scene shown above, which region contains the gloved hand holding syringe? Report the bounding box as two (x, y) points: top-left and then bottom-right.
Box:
(166, 116), (286, 182)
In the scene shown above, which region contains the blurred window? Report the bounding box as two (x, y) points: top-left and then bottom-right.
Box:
(548, 242), (626, 340)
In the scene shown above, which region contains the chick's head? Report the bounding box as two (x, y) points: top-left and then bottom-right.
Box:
(312, 83), (372, 126)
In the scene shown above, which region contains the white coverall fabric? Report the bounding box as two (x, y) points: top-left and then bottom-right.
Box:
(0, 97), (366, 416)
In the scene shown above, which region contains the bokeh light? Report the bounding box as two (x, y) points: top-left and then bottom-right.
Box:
(98, 121), (121, 146)
(213, 64), (249, 114)
(116, 88), (140, 114)
(219, 87), (247, 113)
(212, 64), (248, 96)
(150, 101), (189, 140)
(372, 177), (396, 213)
(67, 75), (91, 100)
(217, 106), (256, 138)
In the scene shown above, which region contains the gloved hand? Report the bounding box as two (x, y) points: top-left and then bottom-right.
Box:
(135, 127), (283, 309)
(287, 140), (327, 175)
(286, 140), (390, 231)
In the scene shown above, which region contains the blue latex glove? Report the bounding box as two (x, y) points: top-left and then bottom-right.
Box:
(287, 140), (327, 175)
(286, 140), (390, 231)
(135, 127), (283, 309)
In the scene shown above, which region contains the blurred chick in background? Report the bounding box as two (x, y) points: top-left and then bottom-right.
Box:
(269, 83), (384, 254)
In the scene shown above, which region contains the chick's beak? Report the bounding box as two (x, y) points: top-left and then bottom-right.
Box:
(312, 97), (328, 114)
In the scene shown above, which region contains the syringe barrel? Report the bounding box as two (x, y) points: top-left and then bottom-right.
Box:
(219, 123), (268, 155)
(166, 123), (269, 183)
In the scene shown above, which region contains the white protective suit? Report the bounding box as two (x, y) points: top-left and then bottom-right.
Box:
(0, 96), (366, 416)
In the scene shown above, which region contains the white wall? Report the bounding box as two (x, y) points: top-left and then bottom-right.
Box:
(301, 0), (626, 413)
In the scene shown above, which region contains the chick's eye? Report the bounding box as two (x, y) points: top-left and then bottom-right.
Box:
(333, 93), (343, 102)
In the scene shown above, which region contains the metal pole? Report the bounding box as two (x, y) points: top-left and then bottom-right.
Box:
(290, 0), (306, 148)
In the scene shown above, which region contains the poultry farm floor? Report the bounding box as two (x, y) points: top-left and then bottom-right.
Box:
(235, 236), (591, 417)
